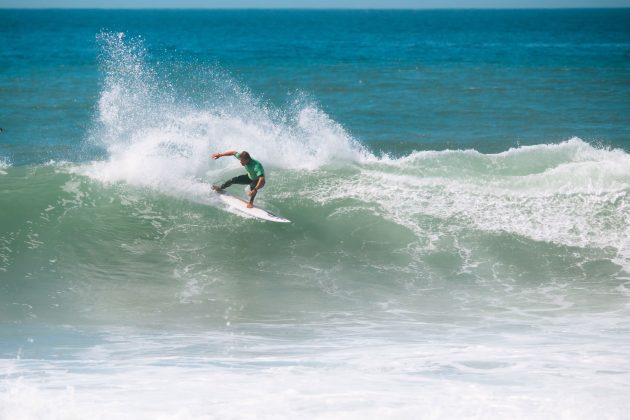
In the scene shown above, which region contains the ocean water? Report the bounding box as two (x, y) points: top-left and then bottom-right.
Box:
(1, 9), (630, 419)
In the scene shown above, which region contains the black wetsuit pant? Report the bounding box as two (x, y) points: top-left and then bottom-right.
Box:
(220, 175), (258, 191)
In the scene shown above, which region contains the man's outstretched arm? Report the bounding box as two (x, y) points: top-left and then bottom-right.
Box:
(211, 150), (237, 160)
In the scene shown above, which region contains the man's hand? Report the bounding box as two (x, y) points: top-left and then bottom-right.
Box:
(211, 153), (222, 160)
(248, 188), (257, 197)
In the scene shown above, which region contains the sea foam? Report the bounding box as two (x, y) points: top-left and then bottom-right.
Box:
(80, 32), (369, 203)
(0, 157), (11, 175)
(311, 138), (630, 272)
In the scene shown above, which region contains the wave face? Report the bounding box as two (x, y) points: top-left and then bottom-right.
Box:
(2, 30), (630, 420)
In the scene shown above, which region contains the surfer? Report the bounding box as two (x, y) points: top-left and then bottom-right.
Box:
(211, 150), (265, 208)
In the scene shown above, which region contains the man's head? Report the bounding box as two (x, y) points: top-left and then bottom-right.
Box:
(239, 151), (251, 166)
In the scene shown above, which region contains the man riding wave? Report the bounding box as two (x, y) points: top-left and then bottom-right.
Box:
(211, 150), (265, 208)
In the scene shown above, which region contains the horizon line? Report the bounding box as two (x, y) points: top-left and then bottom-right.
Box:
(2, 6), (630, 9)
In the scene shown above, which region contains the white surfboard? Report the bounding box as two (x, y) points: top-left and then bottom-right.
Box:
(215, 190), (291, 223)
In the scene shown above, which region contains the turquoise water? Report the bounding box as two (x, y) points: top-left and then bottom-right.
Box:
(1, 9), (630, 419)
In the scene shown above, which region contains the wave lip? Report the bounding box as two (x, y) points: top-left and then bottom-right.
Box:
(334, 138), (630, 271)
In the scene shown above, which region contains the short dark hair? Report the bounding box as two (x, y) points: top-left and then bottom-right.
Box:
(240, 151), (251, 161)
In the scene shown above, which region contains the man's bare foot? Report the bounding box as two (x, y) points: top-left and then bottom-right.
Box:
(212, 185), (224, 192)
(246, 202), (254, 208)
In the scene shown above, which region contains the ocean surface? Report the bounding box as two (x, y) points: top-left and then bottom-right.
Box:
(1, 9), (630, 419)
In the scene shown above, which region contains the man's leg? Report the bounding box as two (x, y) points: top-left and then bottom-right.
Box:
(248, 180), (258, 205)
(247, 178), (265, 206)
(216, 174), (251, 191)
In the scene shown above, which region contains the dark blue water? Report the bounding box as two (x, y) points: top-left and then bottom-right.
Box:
(1, 9), (629, 165)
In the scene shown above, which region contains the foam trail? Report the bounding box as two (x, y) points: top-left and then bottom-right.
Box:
(310, 138), (630, 271)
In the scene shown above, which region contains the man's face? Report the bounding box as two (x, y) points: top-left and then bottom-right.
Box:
(240, 156), (250, 166)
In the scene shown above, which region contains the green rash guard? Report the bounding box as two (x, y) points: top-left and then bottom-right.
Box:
(234, 153), (265, 180)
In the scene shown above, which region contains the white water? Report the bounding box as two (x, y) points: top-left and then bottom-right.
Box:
(2, 317), (630, 420)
